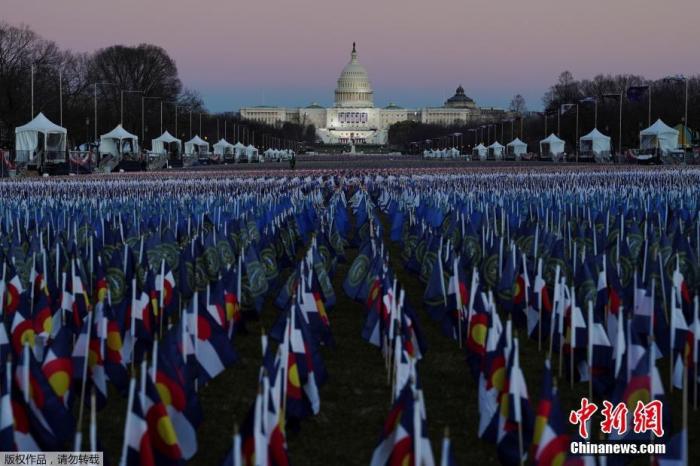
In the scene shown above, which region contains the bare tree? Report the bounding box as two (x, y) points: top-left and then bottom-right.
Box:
(88, 44), (183, 135)
(0, 22), (65, 135)
(177, 88), (206, 113)
(509, 94), (527, 114)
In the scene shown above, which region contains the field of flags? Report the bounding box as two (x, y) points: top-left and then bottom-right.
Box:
(0, 166), (698, 465)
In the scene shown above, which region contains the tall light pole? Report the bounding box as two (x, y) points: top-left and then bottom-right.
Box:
(142, 96), (162, 140)
(520, 115), (523, 139)
(594, 99), (598, 128)
(30, 64), (34, 118)
(510, 119), (514, 142)
(59, 69), (63, 126)
(664, 75), (689, 146)
(685, 77), (689, 147)
(120, 89), (143, 126)
(557, 109), (561, 135)
(619, 90), (623, 154)
(170, 104), (188, 139)
(647, 82), (652, 127)
(93, 82), (117, 143)
(574, 104), (579, 161)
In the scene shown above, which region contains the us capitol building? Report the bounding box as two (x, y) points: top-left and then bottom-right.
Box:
(240, 43), (511, 145)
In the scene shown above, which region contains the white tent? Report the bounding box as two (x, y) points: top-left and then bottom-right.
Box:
(245, 144), (259, 162)
(99, 124), (139, 156)
(233, 142), (246, 161)
(264, 148), (277, 160)
(488, 141), (504, 158)
(506, 138), (527, 157)
(640, 119), (679, 153)
(212, 138), (235, 155)
(579, 128), (611, 155)
(473, 143), (487, 159)
(184, 135), (209, 156)
(15, 113), (67, 160)
(539, 133), (565, 157)
(151, 131), (181, 155)
(447, 147), (460, 158)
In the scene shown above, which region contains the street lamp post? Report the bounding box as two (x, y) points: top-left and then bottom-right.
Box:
(93, 82), (117, 144)
(120, 89), (143, 126)
(557, 109), (561, 135)
(684, 77), (689, 147)
(520, 115), (523, 139)
(171, 104), (188, 139)
(574, 104), (579, 161)
(59, 69), (63, 126)
(510, 119), (514, 142)
(142, 97), (162, 139)
(31, 64), (34, 118)
(618, 90), (623, 155)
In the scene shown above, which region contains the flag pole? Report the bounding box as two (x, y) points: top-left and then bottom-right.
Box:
(575, 104), (579, 162)
(587, 301), (593, 402)
(570, 284), (576, 388)
(683, 357), (688, 461)
(515, 338), (525, 466)
(233, 422), (241, 466)
(648, 83), (651, 127)
(694, 295), (698, 410)
(31, 64), (34, 118)
(548, 265), (561, 362)
(441, 427), (450, 466)
(594, 99), (598, 128)
(119, 378), (137, 466)
(670, 286), (676, 392)
(537, 258), (543, 351)
(75, 309), (94, 451)
(59, 69), (63, 126)
(89, 388), (97, 452)
(618, 90), (623, 156)
(684, 77), (689, 148)
(557, 279), (565, 378)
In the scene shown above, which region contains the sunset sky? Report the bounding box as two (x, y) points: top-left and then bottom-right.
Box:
(3, 0), (698, 112)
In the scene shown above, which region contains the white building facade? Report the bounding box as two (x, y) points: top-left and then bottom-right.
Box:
(240, 43), (510, 145)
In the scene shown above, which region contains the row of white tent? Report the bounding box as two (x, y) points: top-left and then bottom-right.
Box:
(424, 138), (529, 160)
(538, 119), (680, 156)
(263, 148), (295, 161)
(155, 133), (267, 162)
(12, 113), (267, 163)
(423, 119), (681, 160)
(13, 113), (682, 164)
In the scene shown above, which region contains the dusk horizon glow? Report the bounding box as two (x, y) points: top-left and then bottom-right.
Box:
(3, 0), (699, 113)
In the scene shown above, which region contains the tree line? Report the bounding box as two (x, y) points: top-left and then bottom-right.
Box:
(391, 71), (699, 153)
(0, 22), (311, 151)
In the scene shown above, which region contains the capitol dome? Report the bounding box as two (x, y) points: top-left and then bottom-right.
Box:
(334, 43), (374, 108)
